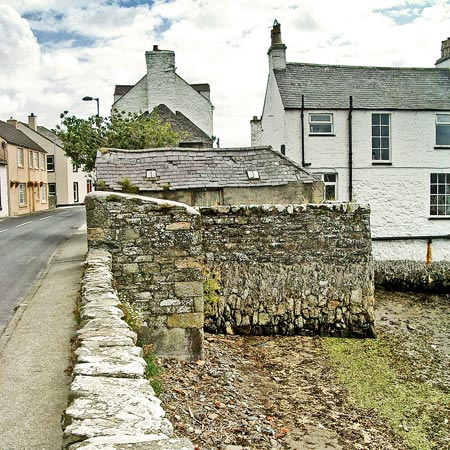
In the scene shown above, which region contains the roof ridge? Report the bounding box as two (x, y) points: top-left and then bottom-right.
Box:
(285, 62), (445, 72)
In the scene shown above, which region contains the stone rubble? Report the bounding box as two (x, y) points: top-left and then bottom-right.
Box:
(62, 248), (194, 450)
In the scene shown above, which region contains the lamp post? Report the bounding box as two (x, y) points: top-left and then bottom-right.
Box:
(82, 96), (100, 116)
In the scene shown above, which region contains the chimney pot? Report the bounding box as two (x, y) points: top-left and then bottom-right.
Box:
(153, 44), (159, 51)
(271, 20), (282, 45)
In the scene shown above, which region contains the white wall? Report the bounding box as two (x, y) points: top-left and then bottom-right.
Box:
(259, 102), (450, 261)
(0, 165), (8, 217)
(113, 76), (147, 114)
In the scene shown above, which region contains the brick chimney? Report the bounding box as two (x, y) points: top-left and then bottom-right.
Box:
(145, 46), (176, 112)
(435, 37), (450, 68)
(268, 20), (287, 71)
(28, 113), (37, 131)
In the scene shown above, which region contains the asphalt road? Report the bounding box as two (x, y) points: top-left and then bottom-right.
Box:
(0, 206), (86, 335)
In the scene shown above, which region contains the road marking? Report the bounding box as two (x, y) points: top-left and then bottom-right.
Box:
(39, 216), (51, 221)
(16, 221), (33, 228)
(0, 229), (7, 233)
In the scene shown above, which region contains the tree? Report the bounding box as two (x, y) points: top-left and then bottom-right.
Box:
(54, 110), (181, 172)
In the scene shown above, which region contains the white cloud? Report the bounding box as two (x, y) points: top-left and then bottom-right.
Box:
(0, 0), (449, 147)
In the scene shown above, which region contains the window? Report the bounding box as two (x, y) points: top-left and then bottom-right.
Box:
(436, 114), (450, 146)
(48, 183), (56, 196)
(41, 183), (47, 203)
(18, 183), (26, 206)
(146, 169), (157, 179)
(372, 114), (390, 161)
(33, 151), (39, 169)
(17, 148), (24, 167)
(29, 151), (33, 169)
(322, 173), (337, 200)
(41, 153), (46, 170)
(247, 170), (260, 180)
(72, 163), (79, 172)
(430, 173), (450, 217)
(47, 155), (55, 172)
(309, 113), (333, 134)
(73, 182), (79, 203)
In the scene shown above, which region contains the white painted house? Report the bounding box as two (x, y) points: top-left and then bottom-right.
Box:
(252, 22), (450, 262)
(18, 114), (93, 206)
(112, 45), (214, 146)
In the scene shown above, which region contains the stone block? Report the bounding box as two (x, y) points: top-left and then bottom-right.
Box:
(193, 296), (204, 313)
(166, 222), (191, 231)
(124, 228), (140, 241)
(123, 263), (139, 274)
(174, 281), (203, 298)
(167, 313), (203, 329)
(87, 227), (105, 242)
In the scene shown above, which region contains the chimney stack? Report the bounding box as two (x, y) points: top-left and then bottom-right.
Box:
(7, 117), (17, 128)
(268, 19), (287, 71)
(28, 113), (37, 131)
(436, 37), (450, 68)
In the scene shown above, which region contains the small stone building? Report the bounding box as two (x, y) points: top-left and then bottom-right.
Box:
(95, 146), (323, 206)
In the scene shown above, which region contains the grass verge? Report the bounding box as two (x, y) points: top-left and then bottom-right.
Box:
(322, 336), (449, 450)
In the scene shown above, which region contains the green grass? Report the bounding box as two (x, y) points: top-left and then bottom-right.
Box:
(144, 353), (164, 396)
(322, 337), (449, 449)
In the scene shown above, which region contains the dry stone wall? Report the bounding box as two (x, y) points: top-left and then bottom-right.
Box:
(62, 248), (193, 450)
(86, 192), (204, 361)
(200, 203), (375, 338)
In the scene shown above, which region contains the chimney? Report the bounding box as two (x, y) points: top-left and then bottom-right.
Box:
(435, 37), (450, 68)
(268, 19), (287, 71)
(145, 48), (176, 113)
(250, 116), (262, 146)
(28, 113), (37, 131)
(7, 117), (17, 128)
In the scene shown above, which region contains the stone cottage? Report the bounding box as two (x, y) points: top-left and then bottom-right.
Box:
(95, 146), (323, 205)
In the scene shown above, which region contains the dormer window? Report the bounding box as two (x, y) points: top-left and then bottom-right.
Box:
(247, 170), (260, 180)
(146, 169), (158, 179)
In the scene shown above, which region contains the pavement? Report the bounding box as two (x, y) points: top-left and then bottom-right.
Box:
(0, 225), (87, 450)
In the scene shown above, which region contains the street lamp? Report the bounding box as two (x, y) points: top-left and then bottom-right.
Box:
(82, 96), (100, 116)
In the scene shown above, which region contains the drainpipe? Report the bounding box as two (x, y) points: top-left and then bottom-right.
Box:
(348, 96), (353, 202)
(301, 95), (310, 167)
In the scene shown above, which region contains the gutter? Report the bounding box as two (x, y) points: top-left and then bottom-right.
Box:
(372, 235), (450, 241)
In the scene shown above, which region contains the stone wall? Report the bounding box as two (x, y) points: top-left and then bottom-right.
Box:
(374, 260), (450, 293)
(86, 192), (204, 361)
(200, 203), (375, 338)
(62, 248), (193, 449)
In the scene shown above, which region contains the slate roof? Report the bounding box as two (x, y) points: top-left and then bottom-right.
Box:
(114, 85), (134, 97)
(96, 146), (317, 192)
(274, 63), (450, 110)
(0, 120), (45, 152)
(20, 123), (64, 148)
(153, 104), (212, 147)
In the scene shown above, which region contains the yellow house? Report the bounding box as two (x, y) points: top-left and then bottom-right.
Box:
(0, 119), (49, 216)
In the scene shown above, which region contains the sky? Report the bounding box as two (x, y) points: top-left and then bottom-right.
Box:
(0, 0), (449, 147)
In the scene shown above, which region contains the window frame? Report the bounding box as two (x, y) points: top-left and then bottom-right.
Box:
(18, 183), (26, 206)
(41, 153), (46, 170)
(29, 151), (33, 169)
(17, 148), (24, 167)
(41, 183), (47, 203)
(435, 114), (450, 147)
(430, 173), (450, 218)
(309, 113), (334, 135)
(33, 151), (39, 169)
(73, 181), (79, 203)
(47, 155), (55, 172)
(48, 183), (56, 196)
(320, 173), (338, 201)
(371, 113), (391, 163)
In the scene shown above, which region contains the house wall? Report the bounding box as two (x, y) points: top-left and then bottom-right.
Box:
(113, 76), (148, 114)
(0, 164), (8, 217)
(18, 124), (91, 206)
(139, 181), (324, 206)
(262, 107), (450, 261)
(6, 143), (48, 216)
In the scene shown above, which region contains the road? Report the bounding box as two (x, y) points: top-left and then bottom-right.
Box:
(0, 206), (86, 335)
